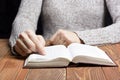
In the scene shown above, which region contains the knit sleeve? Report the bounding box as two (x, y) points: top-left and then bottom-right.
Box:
(75, 0), (120, 45)
(9, 0), (43, 55)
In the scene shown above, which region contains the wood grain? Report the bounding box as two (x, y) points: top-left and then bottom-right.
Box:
(0, 53), (26, 80)
(67, 67), (107, 80)
(25, 68), (66, 80)
(0, 39), (28, 80)
(0, 39), (120, 80)
(102, 67), (120, 80)
(100, 44), (120, 80)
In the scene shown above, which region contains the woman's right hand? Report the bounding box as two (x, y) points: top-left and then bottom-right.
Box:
(14, 30), (46, 56)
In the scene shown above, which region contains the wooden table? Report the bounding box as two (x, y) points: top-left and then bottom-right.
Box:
(0, 39), (120, 80)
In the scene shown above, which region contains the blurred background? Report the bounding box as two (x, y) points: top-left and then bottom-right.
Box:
(0, 0), (21, 38)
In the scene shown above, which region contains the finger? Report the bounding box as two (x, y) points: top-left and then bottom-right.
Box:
(16, 39), (32, 54)
(19, 32), (36, 52)
(54, 30), (71, 45)
(45, 40), (53, 46)
(37, 35), (46, 54)
(61, 35), (71, 46)
(50, 33), (65, 45)
(37, 35), (45, 46)
(50, 33), (57, 42)
(56, 36), (69, 46)
(58, 30), (72, 45)
(50, 29), (71, 46)
(62, 39), (69, 47)
(49, 30), (62, 45)
(25, 30), (45, 55)
(14, 44), (27, 56)
(55, 36), (63, 45)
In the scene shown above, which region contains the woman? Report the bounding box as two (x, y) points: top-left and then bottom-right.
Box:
(9, 0), (120, 56)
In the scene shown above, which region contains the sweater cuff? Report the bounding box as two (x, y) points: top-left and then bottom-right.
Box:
(9, 35), (20, 56)
(74, 30), (106, 45)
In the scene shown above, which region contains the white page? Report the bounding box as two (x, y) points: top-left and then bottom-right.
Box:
(28, 45), (72, 62)
(67, 43), (113, 62)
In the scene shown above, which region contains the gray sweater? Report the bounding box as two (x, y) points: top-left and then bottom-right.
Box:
(9, 0), (120, 49)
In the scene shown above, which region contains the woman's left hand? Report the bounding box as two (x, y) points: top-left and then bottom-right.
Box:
(48, 29), (82, 46)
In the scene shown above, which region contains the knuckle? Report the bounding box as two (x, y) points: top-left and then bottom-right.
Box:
(37, 35), (43, 39)
(67, 40), (72, 44)
(19, 32), (26, 39)
(14, 46), (25, 56)
(57, 29), (65, 35)
(26, 49), (32, 54)
(37, 35), (45, 45)
(22, 53), (28, 57)
(58, 29), (63, 33)
(20, 49), (31, 56)
(24, 30), (33, 35)
(19, 52), (25, 56)
(20, 50), (29, 56)
(28, 44), (36, 51)
(16, 39), (20, 44)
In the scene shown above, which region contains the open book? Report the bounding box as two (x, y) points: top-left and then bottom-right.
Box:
(24, 43), (116, 67)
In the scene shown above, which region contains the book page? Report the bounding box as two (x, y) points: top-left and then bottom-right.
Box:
(67, 43), (114, 64)
(27, 45), (72, 62)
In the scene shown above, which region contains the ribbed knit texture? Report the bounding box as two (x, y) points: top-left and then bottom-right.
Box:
(9, 0), (120, 50)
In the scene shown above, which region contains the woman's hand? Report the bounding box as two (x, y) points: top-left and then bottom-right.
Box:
(14, 30), (46, 56)
(48, 29), (83, 46)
